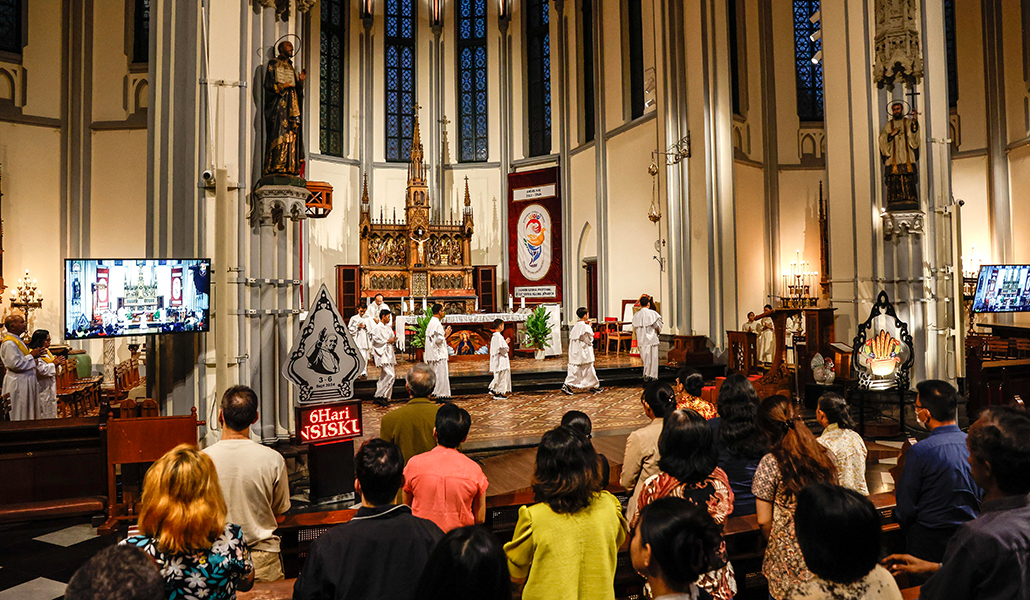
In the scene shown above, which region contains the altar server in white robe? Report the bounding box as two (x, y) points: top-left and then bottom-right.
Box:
(757, 304), (775, 363)
(28, 329), (62, 419)
(2, 314), (45, 421)
(488, 319), (511, 400)
(370, 310), (398, 407)
(632, 295), (663, 382)
(424, 303), (452, 401)
(562, 307), (603, 395)
(348, 305), (373, 378)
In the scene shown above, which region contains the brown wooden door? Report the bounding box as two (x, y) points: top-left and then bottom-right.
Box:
(473, 266), (497, 313)
(336, 265), (361, 319)
(584, 259), (598, 319)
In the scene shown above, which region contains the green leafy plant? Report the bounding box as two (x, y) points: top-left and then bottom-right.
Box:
(410, 306), (433, 349)
(524, 306), (552, 350)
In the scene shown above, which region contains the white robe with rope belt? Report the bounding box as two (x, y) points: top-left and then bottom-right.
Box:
(2, 335), (41, 421)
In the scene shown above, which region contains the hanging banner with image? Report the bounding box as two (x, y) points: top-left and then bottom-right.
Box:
(96, 267), (110, 311)
(508, 166), (562, 302)
(170, 267), (183, 306)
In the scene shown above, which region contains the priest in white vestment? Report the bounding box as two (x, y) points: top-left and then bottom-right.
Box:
(370, 293), (391, 323)
(370, 312), (398, 407)
(489, 319), (511, 399)
(2, 314), (45, 421)
(632, 295), (663, 382)
(423, 303), (452, 401)
(757, 304), (775, 363)
(562, 308), (603, 395)
(348, 305), (373, 378)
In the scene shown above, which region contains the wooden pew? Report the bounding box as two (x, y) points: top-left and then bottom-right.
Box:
(238, 579), (297, 600)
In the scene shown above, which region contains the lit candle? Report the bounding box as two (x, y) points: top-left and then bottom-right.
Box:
(520, 296), (525, 310)
(508, 294), (513, 312)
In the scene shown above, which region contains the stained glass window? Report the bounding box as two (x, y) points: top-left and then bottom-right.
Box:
(457, 0), (488, 162)
(793, 0), (823, 121)
(132, 0), (150, 63)
(320, 0), (345, 156)
(385, 0), (416, 162)
(580, 0), (595, 142)
(627, 0), (644, 119)
(0, 0), (21, 55)
(526, 0), (551, 157)
(728, 0), (741, 115)
(944, 0), (958, 108)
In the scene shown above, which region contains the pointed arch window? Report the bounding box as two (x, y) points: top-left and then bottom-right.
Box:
(0, 0), (22, 55)
(793, 0), (823, 121)
(525, 0), (551, 157)
(457, 0), (488, 162)
(320, 0), (346, 156)
(132, 0), (150, 63)
(943, 0), (958, 108)
(579, 0), (595, 142)
(385, 0), (416, 162)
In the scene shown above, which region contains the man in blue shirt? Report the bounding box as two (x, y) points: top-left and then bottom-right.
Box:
(894, 380), (983, 564)
(884, 406), (1030, 599)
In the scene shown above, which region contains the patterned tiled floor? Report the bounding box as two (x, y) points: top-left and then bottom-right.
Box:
(368, 351), (643, 380)
(357, 385), (652, 450)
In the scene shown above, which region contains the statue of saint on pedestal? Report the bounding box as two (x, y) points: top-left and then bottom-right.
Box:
(878, 101), (920, 210)
(262, 41), (307, 179)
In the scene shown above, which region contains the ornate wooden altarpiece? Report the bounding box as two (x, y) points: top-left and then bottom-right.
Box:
(358, 110), (476, 313)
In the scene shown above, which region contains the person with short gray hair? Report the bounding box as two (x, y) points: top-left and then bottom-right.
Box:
(381, 363), (440, 464)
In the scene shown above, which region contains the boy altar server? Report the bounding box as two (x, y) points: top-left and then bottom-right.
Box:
(562, 307), (603, 395)
(488, 319), (511, 400)
(348, 304), (373, 378)
(424, 303), (452, 402)
(632, 294), (663, 382)
(370, 310), (398, 407)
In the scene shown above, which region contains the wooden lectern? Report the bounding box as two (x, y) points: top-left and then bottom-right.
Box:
(754, 308), (801, 399)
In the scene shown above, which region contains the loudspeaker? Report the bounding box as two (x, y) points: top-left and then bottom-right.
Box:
(308, 440), (356, 504)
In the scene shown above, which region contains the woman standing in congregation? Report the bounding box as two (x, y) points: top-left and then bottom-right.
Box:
(815, 393), (869, 495)
(504, 426), (627, 600)
(631, 497), (724, 600)
(753, 396), (837, 600)
(122, 444), (254, 600)
(709, 375), (768, 516)
(632, 409), (736, 600)
(674, 366), (717, 419)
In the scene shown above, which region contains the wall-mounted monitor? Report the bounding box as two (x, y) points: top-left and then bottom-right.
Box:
(65, 259), (211, 339)
(971, 264), (1030, 313)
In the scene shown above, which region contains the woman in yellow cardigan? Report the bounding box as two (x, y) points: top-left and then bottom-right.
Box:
(504, 426), (628, 600)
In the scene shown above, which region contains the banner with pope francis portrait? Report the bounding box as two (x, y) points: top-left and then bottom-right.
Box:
(507, 167), (562, 303)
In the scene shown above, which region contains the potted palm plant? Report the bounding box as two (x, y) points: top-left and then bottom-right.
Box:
(524, 305), (552, 360)
(409, 306), (433, 362)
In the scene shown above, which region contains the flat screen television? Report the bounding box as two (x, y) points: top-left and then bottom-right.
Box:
(65, 259), (211, 339)
(971, 264), (1030, 313)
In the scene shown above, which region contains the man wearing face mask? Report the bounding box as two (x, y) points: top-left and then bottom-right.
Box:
(894, 380), (983, 575)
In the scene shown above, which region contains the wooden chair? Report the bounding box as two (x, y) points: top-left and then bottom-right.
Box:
(604, 318), (632, 355)
(986, 337), (1012, 360)
(99, 407), (205, 534)
(726, 330), (758, 375)
(1015, 338), (1030, 359)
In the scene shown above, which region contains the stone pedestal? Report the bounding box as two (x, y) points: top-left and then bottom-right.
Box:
(254, 180), (310, 229)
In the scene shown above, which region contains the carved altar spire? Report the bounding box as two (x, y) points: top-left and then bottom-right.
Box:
(408, 103), (426, 185)
(462, 176), (474, 234)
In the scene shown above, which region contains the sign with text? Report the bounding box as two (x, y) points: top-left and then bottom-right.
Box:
(284, 284), (363, 403)
(508, 167), (562, 303)
(296, 400), (364, 445)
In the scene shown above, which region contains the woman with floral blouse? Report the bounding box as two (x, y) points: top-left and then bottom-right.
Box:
(673, 366), (717, 419)
(815, 393), (869, 495)
(753, 396), (837, 600)
(633, 408), (736, 600)
(122, 444), (253, 600)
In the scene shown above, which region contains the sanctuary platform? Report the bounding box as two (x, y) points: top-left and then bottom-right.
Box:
(353, 352), (726, 400)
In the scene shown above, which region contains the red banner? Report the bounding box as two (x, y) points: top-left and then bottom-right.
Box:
(296, 400), (364, 445)
(508, 167), (562, 302)
(170, 267), (183, 306)
(96, 267), (110, 310)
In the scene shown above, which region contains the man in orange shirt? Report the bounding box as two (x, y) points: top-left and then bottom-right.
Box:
(402, 403), (489, 532)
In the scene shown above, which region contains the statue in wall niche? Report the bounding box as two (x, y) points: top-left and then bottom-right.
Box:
(878, 100), (920, 211)
(262, 40), (307, 180)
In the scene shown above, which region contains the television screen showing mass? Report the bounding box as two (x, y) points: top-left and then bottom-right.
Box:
(64, 259), (211, 339)
(971, 264), (1030, 313)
